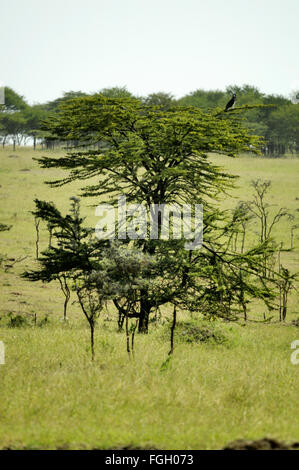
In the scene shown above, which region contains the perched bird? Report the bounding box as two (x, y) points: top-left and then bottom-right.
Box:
(225, 93), (236, 112)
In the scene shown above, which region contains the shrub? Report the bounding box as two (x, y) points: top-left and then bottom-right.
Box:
(8, 313), (29, 328)
(162, 319), (229, 346)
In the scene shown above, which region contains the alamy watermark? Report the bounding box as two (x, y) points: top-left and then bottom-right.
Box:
(95, 195), (203, 250)
(290, 340), (299, 365)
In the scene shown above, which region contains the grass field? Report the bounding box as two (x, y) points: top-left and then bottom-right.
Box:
(0, 146), (299, 449)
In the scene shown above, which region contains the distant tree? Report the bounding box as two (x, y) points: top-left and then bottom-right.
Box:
(266, 104), (299, 155)
(257, 95), (293, 156)
(0, 87), (28, 148)
(177, 89), (226, 109)
(143, 92), (175, 110)
(99, 86), (134, 99)
(0, 112), (27, 150)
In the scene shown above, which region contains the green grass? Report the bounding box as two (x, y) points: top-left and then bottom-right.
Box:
(0, 146), (299, 449)
(0, 321), (298, 450)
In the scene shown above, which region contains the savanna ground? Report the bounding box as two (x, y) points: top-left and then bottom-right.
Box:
(0, 146), (298, 450)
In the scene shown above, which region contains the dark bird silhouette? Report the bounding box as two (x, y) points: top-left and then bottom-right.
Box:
(225, 93), (236, 112)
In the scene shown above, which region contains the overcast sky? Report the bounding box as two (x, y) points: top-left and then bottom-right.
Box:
(1, 0), (298, 104)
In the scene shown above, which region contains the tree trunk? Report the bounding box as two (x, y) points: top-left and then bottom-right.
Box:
(169, 305), (177, 355)
(131, 319), (138, 356)
(138, 292), (151, 333)
(125, 316), (130, 357)
(63, 293), (69, 321)
(242, 303), (247, 321)
(90, 321), (95, 361)
(35, 218), (40, 259)
(282, 292), (287, 321)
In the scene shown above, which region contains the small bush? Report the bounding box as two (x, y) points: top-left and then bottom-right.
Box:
(8, 313), (29, 328)
(162, 319), (229, 346)
(177, 322), (227, 345)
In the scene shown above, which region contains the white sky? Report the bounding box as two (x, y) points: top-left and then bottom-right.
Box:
(1, 0), (298, 104)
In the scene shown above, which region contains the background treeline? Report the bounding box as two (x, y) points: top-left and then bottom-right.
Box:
(1, 84), (299, 156)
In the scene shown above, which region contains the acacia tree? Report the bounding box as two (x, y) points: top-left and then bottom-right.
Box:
(0, 87), (28, 149)
(0, 112), (27, 150)
(243, 179), (291, 277)
(36, 95), (272, 332)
